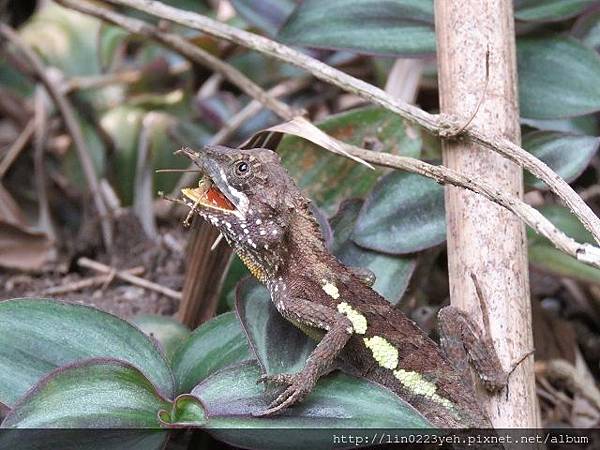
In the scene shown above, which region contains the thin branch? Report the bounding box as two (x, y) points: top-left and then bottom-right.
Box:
(326, 135), (600, 268)
(536, 359), (600, 412)
(78, 257), (182, 300)
(0, 118), (34, 178)
(41, 266), (145, 295)
(0, 23), (113, 249)
(55, 0), (297, 121)
(61, 62), (189, 93)
(33, 86), (56, 242)
(102, 0), (600, 246)
(56, 0), (600, 269)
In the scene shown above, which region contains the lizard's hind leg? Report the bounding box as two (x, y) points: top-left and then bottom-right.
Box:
(437, 306), (508, 392)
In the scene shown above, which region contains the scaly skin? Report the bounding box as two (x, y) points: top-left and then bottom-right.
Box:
(176, 145), (507, 428)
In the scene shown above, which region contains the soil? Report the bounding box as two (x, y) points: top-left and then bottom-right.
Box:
(0, 211), (188, 320)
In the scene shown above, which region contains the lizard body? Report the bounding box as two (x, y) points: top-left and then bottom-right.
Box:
(177, 145), (508, 428)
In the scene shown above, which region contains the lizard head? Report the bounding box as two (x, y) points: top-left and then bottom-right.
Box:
(177, 146), (305, 270)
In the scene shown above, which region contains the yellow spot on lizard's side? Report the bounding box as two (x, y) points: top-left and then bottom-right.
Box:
(392, 369), (454, 409)
(322, 280), (340, 299)
(337, 302), (367, 334)
(363, 336), (398, 369)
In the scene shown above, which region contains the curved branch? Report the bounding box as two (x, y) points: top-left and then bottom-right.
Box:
(102, 0), (600, 246)
(272, 118), (600, 269)
(56, 0), (600, 270)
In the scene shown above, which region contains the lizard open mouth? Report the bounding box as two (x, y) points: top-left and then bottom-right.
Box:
(181, 176), (236, 213)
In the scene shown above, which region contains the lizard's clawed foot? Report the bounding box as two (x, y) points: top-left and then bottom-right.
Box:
(254, 371), (317, 416)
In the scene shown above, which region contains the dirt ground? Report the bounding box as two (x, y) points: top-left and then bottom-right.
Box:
(0, 211), (187, 320)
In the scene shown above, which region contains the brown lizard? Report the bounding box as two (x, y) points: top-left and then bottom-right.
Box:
(175, 144), (516, 428)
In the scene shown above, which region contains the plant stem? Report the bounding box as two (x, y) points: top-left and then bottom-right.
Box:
(0, 23), (114, 249)
(101, 0), (600, 246)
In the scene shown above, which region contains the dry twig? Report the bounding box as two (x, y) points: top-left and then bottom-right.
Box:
(33, 86), (56, 242)
(55, 0), (296, 120)
(0, 118), (34, 178)
(41, 266), (144, 295)
(78, 257), (182, 300)
(0, 23), (113, 248)
(262, 118), (600, 268)
(55, 0), (600, 268)
(102, 0), (600, 247)
(62, 62), (189, 93)
(56, 0), (370, 171)
(536, 359), (600, 413)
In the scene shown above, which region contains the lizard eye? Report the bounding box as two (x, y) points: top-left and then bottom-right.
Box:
(235, 161), (250, 177)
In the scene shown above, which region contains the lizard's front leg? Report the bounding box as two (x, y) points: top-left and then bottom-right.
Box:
(257, 297), (353, 416)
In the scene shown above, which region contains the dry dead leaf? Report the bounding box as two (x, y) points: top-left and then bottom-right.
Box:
(242, 116), (374, 169)
(571, 350), (600, 427)
(0, 221), (54, 271)
(0, 183), (28, 227)
(0, 183), (54, 271)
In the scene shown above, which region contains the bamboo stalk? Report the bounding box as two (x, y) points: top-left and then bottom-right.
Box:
(435, 0), (539, 427)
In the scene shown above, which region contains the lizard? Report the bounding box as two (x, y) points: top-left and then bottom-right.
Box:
(174, 144), (519, 428)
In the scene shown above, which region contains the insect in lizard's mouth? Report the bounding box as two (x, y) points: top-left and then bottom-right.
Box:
(181, 176), (236, 213)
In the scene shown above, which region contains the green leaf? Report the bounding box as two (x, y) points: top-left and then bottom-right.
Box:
(236, 279), (316, 375)
(0, 55), (32, 97)
(98, 24), (130, 71)
(278, 106), (422, 213)
(131, 315), (190, 361)
(278, 0), (435, 56)
(229, 52), (303, 86)
(523, 131), (599, 189)
(573, 9), (600, 51)
(515, 0), (596, 22)
(521, 115), (599, 135)
(528, 205), (600, 284)
(101, 105), (144, 204)
(1, 359), (170, 428)
(62, 115), (106, 187)
(231, 0), (297, 35)
(144, 112), (194, 196)
(353, 171), (446, 254)
(102, 108), (200, 205)
(158, 394), (206, 427)
(331, 199), (416, 304)
(191, 362), (430, 450)
(529, 245), (600, 285)
(0, 299), (174, 407)
(171, 312), (251, 395)
(517, 37), (600, 119)
(20, 4), (102, 76)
